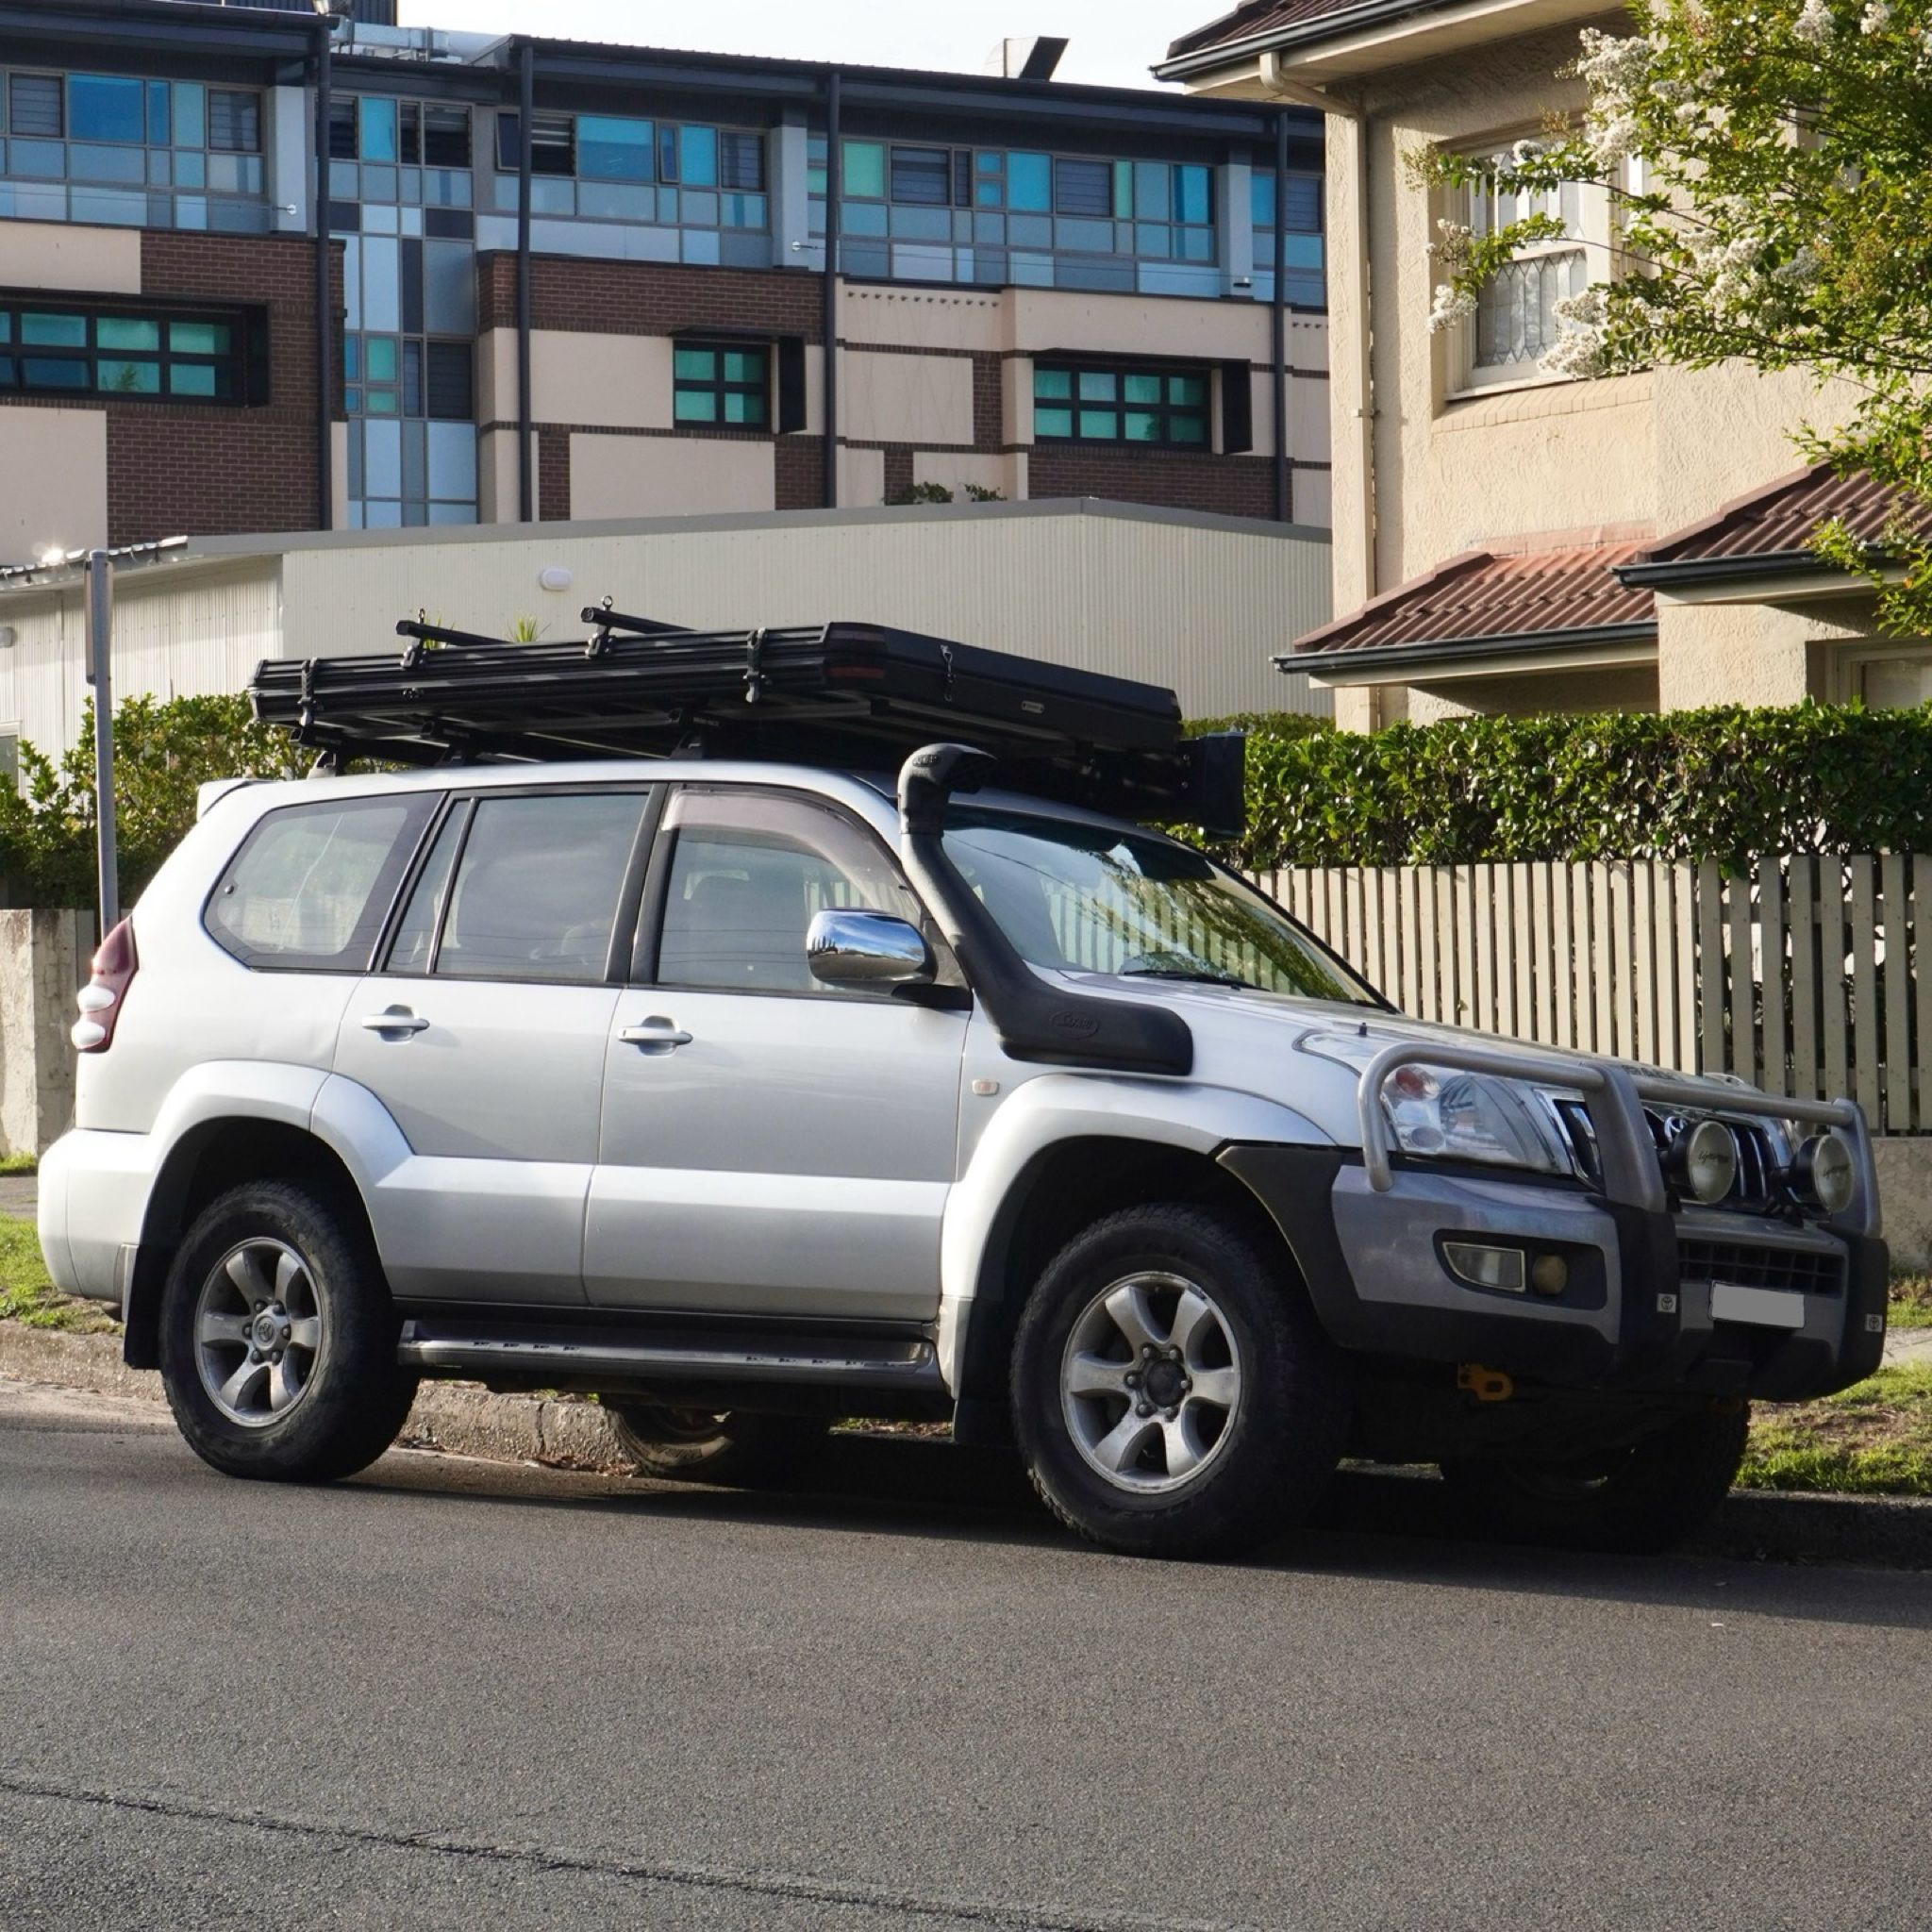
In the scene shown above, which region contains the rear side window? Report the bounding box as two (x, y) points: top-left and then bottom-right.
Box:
(207, 794), (435, 971)
(393, 791), (648, 983)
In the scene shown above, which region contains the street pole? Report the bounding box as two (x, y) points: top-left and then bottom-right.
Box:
(84, 548), (118, 935)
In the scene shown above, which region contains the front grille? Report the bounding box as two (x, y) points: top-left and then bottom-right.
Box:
(1678, 1239), (1844, 1297)
(1560, 1101), (1791, 1215)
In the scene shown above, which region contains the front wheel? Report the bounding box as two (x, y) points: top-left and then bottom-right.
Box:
(606, 1406), (829, 1487)
(1440, 1405), (1751, 1553)
(1010, 1205), (1351, 1560)
(158, 1179), (418, 1484)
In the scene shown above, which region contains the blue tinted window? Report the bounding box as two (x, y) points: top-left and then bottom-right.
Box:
(70, 75), (143, 143)
(1176, 165), (1211, 225)
(359, 97), (397, 164)
(1251, 171), (1274, 228)
(579, 116), (653, 182)
(146, 81), (170, 145)
(679, 125), (717, 188)
(1007, 152), (1051, 212)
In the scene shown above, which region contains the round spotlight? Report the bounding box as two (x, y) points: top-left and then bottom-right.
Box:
(1671, 1119), (1737, 1205)
(1792, 1131), (1856, 1215)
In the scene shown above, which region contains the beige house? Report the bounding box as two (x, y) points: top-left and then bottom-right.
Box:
(1158, 0), (1926, 727)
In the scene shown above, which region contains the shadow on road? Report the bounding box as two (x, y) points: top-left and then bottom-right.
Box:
(343, 1427), (1932, 1627)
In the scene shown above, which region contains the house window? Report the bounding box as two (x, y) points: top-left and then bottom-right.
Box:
(0, 300), (249, 403)
(1444, 145), (1639, 395)
(674, 343), (770, 426)
(1844, 645), (1932, 710)
(1033, 362), (1209, 445)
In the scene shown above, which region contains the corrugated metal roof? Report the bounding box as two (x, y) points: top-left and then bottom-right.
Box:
(1291, 540), (1655, 657)
(1633, 463), (1927, 565)
(1167, 0), (1448, 60)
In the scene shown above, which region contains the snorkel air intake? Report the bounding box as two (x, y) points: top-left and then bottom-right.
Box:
(896, 743), (1194, 1077)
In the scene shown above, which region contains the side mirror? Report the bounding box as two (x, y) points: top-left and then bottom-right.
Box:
(807, 908), (935, 989)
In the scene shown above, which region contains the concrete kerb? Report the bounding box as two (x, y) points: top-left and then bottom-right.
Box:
(4, 1322), (1930, 1568)
(0, 1323), (629, 1471)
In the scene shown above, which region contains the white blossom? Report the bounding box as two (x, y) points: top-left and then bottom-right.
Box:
(1860, 0), (1891, 30)
(1774, 246), (1823, 285)
(1510, 138), (1546, 167)
(1428, 283), (1479, 332)
(1793, 0), (1835, 44)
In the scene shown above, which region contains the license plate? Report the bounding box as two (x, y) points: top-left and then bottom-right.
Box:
(1710, 1282), (1806, 1330)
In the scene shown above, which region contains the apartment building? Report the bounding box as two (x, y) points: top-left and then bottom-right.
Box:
(1159, 0), (1931, 725)
(0, 0), (1333, 558)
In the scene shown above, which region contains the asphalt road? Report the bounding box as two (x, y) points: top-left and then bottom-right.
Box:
(3, 1380), (1929, 1932)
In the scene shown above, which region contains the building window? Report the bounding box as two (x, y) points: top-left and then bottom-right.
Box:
(674, 343), (770, 426)
(490, 111), (768, 234)
(1843, 645), (1932, 709)
(1250, 170), (1325, 308)
(0, 300), (250, 403)
(0, 68), (268, 231)
(1032, 362), (1209, 445)
(1443, 145), (1638, 395)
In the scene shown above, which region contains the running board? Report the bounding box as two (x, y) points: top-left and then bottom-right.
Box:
(396, 1317), (942, 1393)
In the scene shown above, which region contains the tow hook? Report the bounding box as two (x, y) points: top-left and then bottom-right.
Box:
(1457, 1363), (1515, 1404)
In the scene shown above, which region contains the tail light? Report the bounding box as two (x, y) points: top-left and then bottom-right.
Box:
(74, 919), (138, 1053)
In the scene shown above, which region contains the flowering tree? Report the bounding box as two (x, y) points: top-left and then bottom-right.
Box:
(1414, 0), (1932, 634)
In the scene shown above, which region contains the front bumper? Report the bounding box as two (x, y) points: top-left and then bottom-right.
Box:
(1219, 1143), (1888, 1402)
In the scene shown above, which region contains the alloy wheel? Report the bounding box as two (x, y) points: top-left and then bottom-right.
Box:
(193, 1238), (325, 1429)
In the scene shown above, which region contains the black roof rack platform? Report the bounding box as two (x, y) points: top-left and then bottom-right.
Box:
(251, 616), (1245, 833)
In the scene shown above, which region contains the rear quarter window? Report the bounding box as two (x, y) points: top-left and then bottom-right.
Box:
(205, 793), (437, 971)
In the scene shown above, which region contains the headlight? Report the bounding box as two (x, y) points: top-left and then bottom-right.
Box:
(1378, 1063), (1576, 1174)
(1302, 1036), (1577, 1176)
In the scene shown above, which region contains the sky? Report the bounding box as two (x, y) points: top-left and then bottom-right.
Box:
(399, 0), (1201, 91)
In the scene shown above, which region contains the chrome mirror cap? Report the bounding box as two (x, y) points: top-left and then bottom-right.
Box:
(807, 908), (935, 987)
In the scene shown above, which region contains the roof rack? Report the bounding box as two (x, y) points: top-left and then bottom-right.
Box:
(250, 609), (1245, 833)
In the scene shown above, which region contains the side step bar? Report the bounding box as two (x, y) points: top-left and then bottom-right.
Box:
(396, 1318), (943, 1394)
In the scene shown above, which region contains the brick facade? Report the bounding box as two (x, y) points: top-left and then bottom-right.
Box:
(477, 252), (824, 341)
(774, 438), (826, 511)
(539, 427), (572, 522)
(109, 233), (339, 545)
(1027, 447), (1281, 522)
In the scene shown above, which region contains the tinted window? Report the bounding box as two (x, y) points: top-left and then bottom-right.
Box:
(654, 791), (930, 997)
(433, 792), (645, 983)
(207, 795), (433, 971)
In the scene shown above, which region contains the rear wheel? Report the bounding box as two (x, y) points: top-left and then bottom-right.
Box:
(158, 1179), (418, 1484)
(1440, 1405), (1750, 1553)
(1010, 1205), (1351, 1560)
(607, 1405), (829, 1487)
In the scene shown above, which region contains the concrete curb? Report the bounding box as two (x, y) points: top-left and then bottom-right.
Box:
(0, 1322), (629, 1472)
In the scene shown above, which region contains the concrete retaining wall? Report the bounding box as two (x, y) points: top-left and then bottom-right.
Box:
(0, 908), (91, 1158)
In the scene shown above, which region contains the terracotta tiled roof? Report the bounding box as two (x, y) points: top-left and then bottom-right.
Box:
(1627, 463), (1928, 570)
(1291, 540), (1656, 659)
(1167, 0), (1379, 61)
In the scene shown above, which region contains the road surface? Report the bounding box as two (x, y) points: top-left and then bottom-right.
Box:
(2, 1378), (1927, 1931)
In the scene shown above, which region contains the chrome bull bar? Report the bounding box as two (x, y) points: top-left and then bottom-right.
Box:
(1356, 1040), (1880, 1238)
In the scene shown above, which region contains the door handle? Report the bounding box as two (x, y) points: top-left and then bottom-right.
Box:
(619, 1019), (693, 1050)
(361, 1008), (430, 1037)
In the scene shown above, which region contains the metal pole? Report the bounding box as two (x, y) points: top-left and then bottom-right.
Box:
(1272, 110), (1291, 525)
(822, 68), (841, 509)
(516, 38), (536, 523)
(313, 25), (335, 530)
(85, 550), (118, 934)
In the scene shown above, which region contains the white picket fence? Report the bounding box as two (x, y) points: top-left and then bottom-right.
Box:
(1258, 855), (1932, 1137)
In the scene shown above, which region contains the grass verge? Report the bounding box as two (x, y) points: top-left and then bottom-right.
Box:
(0, 1153), (37, 1177)
(1740, 1362), (1932, 1497)
(1888, 1275), (1932, 1330)
(0, 1218), (116, 1335)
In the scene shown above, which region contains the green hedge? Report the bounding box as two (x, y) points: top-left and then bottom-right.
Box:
(1214, 704), (1932, 871)
(1, 694), (305, 908)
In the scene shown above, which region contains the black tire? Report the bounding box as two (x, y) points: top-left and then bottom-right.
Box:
(1440, 1405), (1750, 1553)
(607, 1405), (830, 1487)
(1009, 1204), (1351, 1560)
(158, 1179), (418, 1485)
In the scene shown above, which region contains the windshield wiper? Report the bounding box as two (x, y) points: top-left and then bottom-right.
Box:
(1119, 966), (1247, 988)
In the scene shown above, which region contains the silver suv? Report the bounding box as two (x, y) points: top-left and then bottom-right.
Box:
(37, 646), (1888, 1560)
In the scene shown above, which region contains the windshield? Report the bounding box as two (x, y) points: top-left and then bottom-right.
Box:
(941, 808), (1384, 1006)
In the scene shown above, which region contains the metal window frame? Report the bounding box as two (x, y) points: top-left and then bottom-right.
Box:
(0, 292), (254, 408)
(672, 339), (773, 429)
(1031, 358), (1211, 449)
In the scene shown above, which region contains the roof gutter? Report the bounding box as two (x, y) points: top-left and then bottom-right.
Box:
(1157, 0), (1447, 79)
(1278, 619), (1658, 677)
(1614, 548), (1890, 591)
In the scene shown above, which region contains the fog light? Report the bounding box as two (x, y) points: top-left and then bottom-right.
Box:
(1669, 1119), (1737, 1205)
(1443, 1242), (1525, 1292)
(1529, 1253), (1569, 1296)
(1792, 1131), (1856, 1214)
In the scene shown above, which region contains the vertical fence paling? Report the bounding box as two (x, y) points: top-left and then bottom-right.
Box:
(1263, 851), (1923, 1134)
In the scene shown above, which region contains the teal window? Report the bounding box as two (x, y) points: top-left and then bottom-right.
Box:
(1033, 362), (1210, 447)
(358, 97), (397, 164)
(841, 141), (886, 200)
(579, 116), (653, 182)
(1007, 152), (1051, 212)
(679, 125), (718, 189)
(673, 342), (769, 426)
(0, 302), (245, 403)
